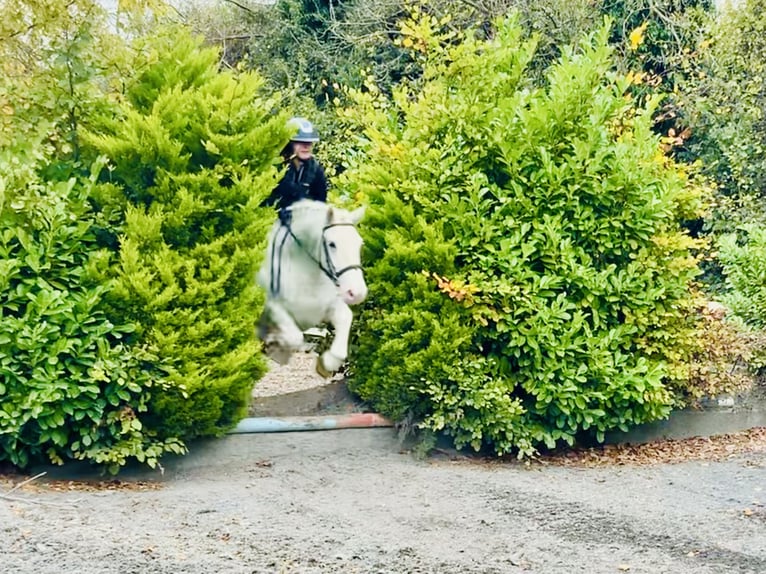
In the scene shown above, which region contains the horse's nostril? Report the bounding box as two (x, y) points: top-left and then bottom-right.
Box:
(346, 289), (355, 300)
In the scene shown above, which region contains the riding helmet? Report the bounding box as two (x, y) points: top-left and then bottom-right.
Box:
(287, 117), (320, 143)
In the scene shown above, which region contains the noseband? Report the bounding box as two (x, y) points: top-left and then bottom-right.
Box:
(270, 220), (362, 295)
(317, 223), (364, 285)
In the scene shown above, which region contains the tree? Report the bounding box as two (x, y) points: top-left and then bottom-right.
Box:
(681, 0), (766, 230)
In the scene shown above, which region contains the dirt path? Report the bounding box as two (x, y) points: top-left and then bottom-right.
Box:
(2, 428), (765, 574)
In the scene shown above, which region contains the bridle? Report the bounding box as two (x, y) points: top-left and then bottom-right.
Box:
(269, 220), (362, 295)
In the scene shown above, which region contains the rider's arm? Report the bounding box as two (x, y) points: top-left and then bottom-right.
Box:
(308, 161), (328, 203)
(263, 165), (302, 209)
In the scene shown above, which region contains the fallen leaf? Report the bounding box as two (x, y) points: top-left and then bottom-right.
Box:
(534, 427), (766, 468)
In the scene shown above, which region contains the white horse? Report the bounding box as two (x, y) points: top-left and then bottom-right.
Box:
(256, 200), (367, 377)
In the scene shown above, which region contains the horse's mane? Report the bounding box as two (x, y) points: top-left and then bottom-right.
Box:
(287, 199), (330, 223)
(287, 199), (355, 232)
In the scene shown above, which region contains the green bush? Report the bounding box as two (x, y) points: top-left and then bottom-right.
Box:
(0, 152), (183, 472)
(681, 292), (762, 402)
(712, 225), (766, 375)
(0, 17), (284, 473)
(82, 28), (287, 440)
(718, 226), (766, 330)
(341, 16), (705, 456)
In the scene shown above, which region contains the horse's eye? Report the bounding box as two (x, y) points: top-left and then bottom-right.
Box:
(328, 241), (337, 249)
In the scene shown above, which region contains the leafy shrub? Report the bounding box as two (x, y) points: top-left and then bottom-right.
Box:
(0, 153), (183, 472)
(682, 296), (761, 401)
(340, 16), (705, 456)
(718, 226), (766, 329)
(1, 18), (284, 473)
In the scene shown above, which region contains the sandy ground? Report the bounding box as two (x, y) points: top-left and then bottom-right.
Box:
(2, 428), (766, 574)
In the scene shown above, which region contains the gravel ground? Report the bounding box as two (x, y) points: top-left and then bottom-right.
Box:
(3, 350), (765, 573)
(253, 351), (343, 398)
(2, 428), (766, 574)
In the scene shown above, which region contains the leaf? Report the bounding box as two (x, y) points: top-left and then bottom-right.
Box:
(629, 22), (649, 51)
(202, 140), (220, 155)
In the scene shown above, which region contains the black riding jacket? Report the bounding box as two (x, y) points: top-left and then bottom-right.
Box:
(263, 157), (328, 210)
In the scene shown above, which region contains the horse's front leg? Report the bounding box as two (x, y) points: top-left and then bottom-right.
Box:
(260, 299), (305, 365)
(316, 301), (353, 378)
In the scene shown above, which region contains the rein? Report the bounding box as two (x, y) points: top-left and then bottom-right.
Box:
(269, 220), (362, 295)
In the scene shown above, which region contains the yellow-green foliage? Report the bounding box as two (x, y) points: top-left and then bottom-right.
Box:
(341, 16), (705, 456)
(683, 0), (766, 231)
(84, 28), (288, 440)
(684, 297), (761, 401)
(0, 9), (332, 473)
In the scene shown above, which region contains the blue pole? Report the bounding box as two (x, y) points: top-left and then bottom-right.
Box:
(229, 413), (393, 434)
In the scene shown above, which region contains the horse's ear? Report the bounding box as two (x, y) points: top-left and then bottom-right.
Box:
(326, 206), (335, 224)
(350, 205), (366, 225)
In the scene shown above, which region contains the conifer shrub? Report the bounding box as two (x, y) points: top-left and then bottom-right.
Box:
(83, 29), (287, 441)
(340, 17), (705, 456)
(1, 22), (284, 473)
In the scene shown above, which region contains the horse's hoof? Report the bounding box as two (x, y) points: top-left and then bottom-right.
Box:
(315, 357), (332, 378)
(316, 351), (344, 378)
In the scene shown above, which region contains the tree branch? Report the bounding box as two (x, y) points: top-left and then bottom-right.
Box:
(221, 0), (260, 17)
(0, 471), (82, 507)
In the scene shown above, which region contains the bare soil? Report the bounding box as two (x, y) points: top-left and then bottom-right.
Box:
(249, 351), (365, 417)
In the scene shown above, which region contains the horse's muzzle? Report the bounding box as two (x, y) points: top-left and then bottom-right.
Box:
(339, 274), (367, 306)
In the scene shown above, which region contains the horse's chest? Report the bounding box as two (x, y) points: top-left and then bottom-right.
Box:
(287, 297), (334, 329)
(277, 280), (337, 329)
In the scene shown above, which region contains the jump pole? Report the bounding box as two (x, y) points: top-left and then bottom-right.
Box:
(229, 413), (393, 434)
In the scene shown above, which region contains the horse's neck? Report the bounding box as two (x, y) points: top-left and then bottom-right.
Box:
(271, 223), (336, 320)
(267, 221), (327, 288)
(285, 223), (323, 264)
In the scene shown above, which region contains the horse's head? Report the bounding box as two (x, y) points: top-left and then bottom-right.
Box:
(322, 204), (367, 305)
(281, 200), (368, 306)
